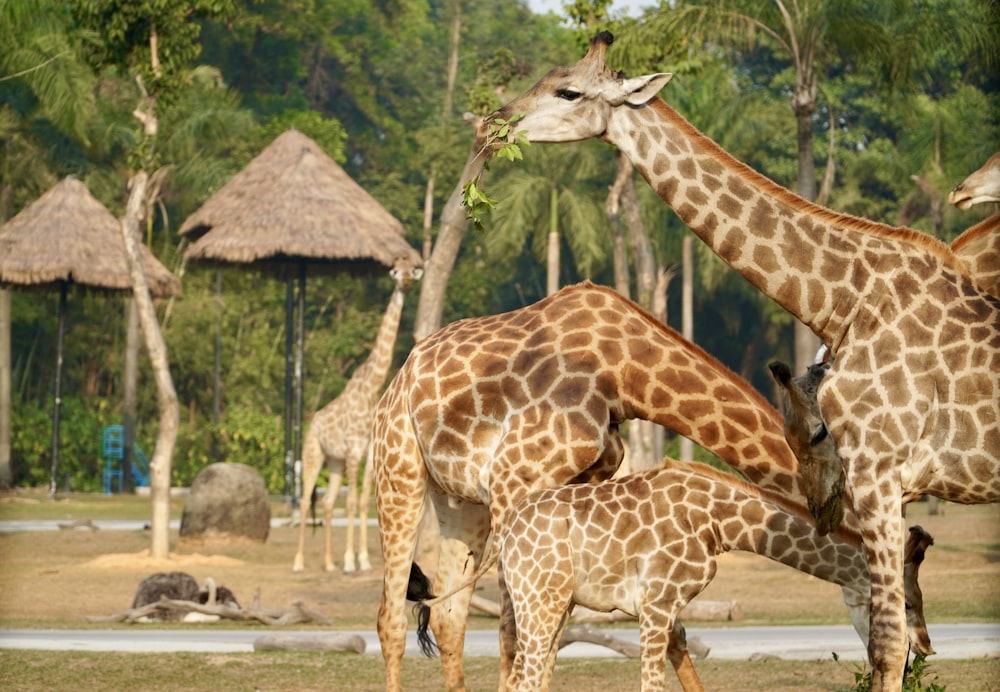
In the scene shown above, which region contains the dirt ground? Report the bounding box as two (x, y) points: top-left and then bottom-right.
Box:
(0, 494), (997, 633)
(1, 492), (998, 690)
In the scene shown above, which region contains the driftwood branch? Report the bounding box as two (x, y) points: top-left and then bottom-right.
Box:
(85, 598), (330, 626)
(559, 623), (640, 657)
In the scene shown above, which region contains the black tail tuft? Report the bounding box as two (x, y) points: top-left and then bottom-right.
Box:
(406, 562), (439, 658)
(406, 562), (435, 601)
(414, 602), (439, 657)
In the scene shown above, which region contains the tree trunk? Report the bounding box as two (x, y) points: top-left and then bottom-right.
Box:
(546, 187), (559, 296)
(679, 234), (694, 463)
(605, 153), (632, 297)
(413, 148), (488, 341)
(0, 288), (10, 489)
(122, 297), (139, 493)
(622, 174), (657, 470)
(120, 171), (179, 559)
(793, 104), (822, 372)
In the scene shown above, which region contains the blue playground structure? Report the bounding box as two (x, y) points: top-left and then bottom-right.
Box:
(102, 425), (150, 494)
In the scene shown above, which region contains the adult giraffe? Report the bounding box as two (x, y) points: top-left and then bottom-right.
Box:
(483, 32), (1000, 689)
(374, 281), (913, 691)
(292, 258), (421, 573)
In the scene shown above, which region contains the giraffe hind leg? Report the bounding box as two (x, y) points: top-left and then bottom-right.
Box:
(292, 426), (324, 573)
(323, 460), (345, 573)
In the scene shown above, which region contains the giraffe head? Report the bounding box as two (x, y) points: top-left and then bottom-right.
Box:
(481, 31), (672, 147)
(949, 151), (1000, 210)
(768, 359), (846, 535)
(390, 257), (423, 292)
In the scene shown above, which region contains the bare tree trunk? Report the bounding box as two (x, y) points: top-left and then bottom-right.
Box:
(120, 171), (178, 559)
(546, 187), (559, 296)
(679, 235), (694, 463)
(413, 148), (488, 341)
(122, 298), (138, 493)
(605, 153), (631, 297)
(794, 104), (822, 372)
(0, 288), (10, 488)
(622, 174), (656, 471)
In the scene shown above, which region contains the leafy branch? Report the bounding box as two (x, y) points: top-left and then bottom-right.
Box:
(462, 114), (529, 232)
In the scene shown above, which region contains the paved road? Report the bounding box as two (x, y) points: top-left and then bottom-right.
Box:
(1, 624), (997, 661)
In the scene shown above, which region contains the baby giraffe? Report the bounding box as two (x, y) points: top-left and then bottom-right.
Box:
(496, 459), (934, 692)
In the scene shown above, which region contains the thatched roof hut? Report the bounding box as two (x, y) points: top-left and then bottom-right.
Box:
(0, 177), (180, 296)
(179, 128), (421, 272)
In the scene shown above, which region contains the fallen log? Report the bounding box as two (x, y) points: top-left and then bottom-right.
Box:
(571, 600), (741, 624)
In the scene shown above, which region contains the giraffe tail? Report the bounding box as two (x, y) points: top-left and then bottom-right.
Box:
(411, 536), (501, 658)
(406, 563), (439, 657)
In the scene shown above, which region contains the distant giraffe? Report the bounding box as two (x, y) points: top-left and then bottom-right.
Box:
(492, 459), (933, 692)
(292, 259), (421, 573)
(484, 33), (999, 689)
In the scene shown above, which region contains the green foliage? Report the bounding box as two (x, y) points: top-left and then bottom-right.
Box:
(4, 0), (998, 494)
(833, 652), (946, 692)
(461, 114), (529, 232)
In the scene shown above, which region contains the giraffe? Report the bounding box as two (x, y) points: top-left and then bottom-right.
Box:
(492, 459), (934, 692)
(483, 32), (1000, 689)
(767, 359), (845, 528)
(377, 280), (881, 691)
(949, 151), (1000, 209)
(949, 152), (1000, 298)
(291, 258), (421, 573)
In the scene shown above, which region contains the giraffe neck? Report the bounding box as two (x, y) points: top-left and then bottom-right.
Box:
(345, 287), (405, 400)
(576, 283), (800, 497)
(657, 460), (866, 591)
(604, 99), (965, 351)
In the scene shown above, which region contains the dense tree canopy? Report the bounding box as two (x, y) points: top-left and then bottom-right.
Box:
(2, 0), (997, 491)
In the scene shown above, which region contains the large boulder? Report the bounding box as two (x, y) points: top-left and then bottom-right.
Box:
(180, 463), (270, 544)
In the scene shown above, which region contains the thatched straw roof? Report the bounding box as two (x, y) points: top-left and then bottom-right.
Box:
(0, 177), (181, 297)
(179, 129), (421, 272)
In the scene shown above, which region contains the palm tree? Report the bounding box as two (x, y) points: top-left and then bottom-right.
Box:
(0, 1), (100, 489)
(486, 143), (610, 295)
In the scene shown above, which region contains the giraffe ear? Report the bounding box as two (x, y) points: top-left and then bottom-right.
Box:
(412, 267), (424, 281)
(620, 73), (672, 106)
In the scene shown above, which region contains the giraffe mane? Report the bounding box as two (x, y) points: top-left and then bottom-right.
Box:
(567, 281), (786, 431)
(647, 99), (965, 273)
(951, 212), (1000, 253)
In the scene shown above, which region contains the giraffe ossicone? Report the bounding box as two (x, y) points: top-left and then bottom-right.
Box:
(485, 31), (999, 691)
(291, 258), (421, 574)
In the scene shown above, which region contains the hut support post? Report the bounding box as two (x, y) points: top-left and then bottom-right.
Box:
(284, 278), (294, 505)
(212, 269), (222, 461)
(48, 282), (67, 496)
(294, 264), (305, 505)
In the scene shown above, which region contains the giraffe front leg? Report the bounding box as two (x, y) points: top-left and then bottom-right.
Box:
(324, 463), (344, 573)
(355, 453), (374, 572)
(863, 492), (909, 691)
(638, 604), (673, 692)
(343, 456), (360, 573)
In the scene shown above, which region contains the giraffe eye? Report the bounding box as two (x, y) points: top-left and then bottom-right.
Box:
(809, 424), (828, 446)
(557, 87), (582, 101)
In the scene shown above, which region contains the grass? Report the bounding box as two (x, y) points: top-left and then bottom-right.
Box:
(0, 490), (997, 690)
